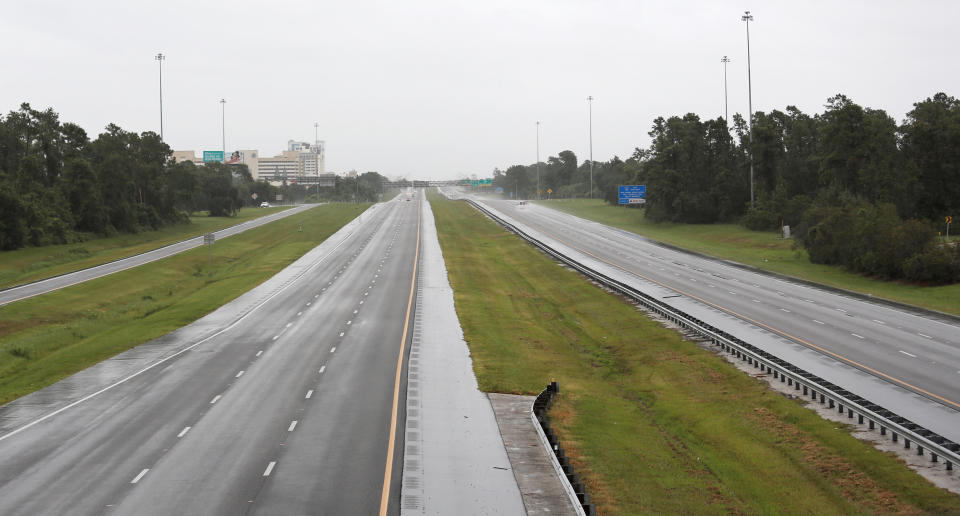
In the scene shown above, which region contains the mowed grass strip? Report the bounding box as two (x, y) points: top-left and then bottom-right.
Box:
(538, 199), (960, 317)
(430, 192), (960, 515)
(0, 203), (368, 405)
(0, 205), (293, 290)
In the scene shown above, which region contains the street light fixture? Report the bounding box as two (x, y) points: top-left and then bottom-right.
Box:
(536, 121), (540, 199)
(587, 95), (594, 199)
(721, 55), (731, 126)
(220, 98), (226, 163)
(742, 10), (755, 207)
(314, 122), (320, 203)
(155, 53), (165, 140)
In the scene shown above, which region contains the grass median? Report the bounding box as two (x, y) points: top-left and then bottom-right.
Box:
(537, 198), (960, 317)
(430, 192), (960, 515)
(0, 205), (294, 290)
(0, 203), (368, 405)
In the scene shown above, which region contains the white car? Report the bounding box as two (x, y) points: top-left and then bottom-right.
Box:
(260, 202), (271, 208)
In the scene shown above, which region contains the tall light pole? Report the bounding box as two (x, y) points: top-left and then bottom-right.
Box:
(721, 55), (731, 126)
(742, 10), (755, 207)
(314, 122), (320, 203)
(587, 95), (594, 199)
(220, 98), (226, 163)
(536, 121), (540, 199)
(155, 53), (165, 140)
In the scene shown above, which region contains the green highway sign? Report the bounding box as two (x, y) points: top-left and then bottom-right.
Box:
(203, 151), (224, 163)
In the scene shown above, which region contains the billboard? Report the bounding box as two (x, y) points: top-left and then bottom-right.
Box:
(618, 185), (647, 205)
(203, 151), (224, 163)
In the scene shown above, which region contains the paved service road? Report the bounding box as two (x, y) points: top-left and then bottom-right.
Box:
(0, 197), (419, 515)
(468, 195), (960, 414)
(0, 204), (316, 307)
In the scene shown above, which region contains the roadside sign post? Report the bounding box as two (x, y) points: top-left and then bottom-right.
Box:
(948, 216), (953, 239)
(618, 185), (647, 206)
(204, 233), (215, 267)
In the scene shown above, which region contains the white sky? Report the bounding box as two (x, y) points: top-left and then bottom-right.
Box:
(2, 0), (957, 180)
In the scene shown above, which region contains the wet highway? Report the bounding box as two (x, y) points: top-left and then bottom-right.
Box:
(0, 204), (316, 307)
(0, 197), (419, 515)
(463, 193), (960, 422)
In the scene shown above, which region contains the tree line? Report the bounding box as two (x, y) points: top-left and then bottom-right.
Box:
(0, 104), (390, 251)
(490, 93), (960, 284)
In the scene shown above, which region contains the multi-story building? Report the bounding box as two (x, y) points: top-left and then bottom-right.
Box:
(173, 139), (327, 186)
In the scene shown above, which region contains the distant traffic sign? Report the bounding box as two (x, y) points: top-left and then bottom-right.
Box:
(618, 185), (647, 205)
(203, 151), (224, 163)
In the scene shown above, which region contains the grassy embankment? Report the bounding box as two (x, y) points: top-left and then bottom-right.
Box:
(0, 203), (368, 405)
(0, 206), (293, 290)
(430, 192), (960, 515)
(538, 199), (960, 317)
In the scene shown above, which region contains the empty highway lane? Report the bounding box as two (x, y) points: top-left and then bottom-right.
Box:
(0, 197), (419, 515)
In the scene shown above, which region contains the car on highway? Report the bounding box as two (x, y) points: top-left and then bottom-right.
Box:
(260, 201), (271, 208)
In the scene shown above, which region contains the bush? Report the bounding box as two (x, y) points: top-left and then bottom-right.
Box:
(902, 245), (960, 284)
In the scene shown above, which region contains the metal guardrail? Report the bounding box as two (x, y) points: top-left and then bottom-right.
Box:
(468, 199), (960, 472)
(533, 382), (593, 516)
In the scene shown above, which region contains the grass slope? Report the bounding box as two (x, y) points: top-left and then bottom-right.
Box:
(0, 206), (294, 290)
(538, 199), (960, 317)
(430, 192), (960, 515)
(0, 203), (367, 405)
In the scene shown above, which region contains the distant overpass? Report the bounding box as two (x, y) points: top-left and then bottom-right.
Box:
(381, 180), (471, 188)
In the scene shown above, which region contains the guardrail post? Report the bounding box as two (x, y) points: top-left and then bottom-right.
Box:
(820, 393), (825, 403)
(904, 438), (910, 450)
(947, 461), (953, 471)
(917, 445), (923, 457)
(858, 414), (864, 424)
(802, 386), (808, 395)
(847, 408), (853, 419)
(868, 420), (875, 430)
(931, 453), (938, 463)
(828, 399), (834, 409)
(838, 403), (844, 414)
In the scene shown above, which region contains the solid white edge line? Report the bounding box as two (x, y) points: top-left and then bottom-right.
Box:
(178, 426), (191, 438)
(900, 350), (917, 358)
(263, 461), (276, 476)
(131, 469), (149, 484)
(851, 333), (864, 339)
(813, 320), (825, 325)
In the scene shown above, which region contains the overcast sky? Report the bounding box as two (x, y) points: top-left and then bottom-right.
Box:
(2, 0), (958, 180)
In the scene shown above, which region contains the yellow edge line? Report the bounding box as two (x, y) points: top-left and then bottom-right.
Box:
(523, 212), (960, 411)
(379, 197), (421, 515)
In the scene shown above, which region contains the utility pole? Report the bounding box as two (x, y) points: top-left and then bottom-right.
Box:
(220, 98), (226, 163)
(314, 122), (320, 202)
(536, 121), (541, 199)
(155, 53), (165, 140)
(742, 10), (755, 207)
(587, 95), (594, 199)
(721, 55), (731, 126)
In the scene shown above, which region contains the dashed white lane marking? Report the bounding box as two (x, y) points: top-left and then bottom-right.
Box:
(297, 312), (302, 316)
(339, 332), (345, 337)
(752, 299), (761, 303)
(708, 284), (715, 288)
(359, 300), (364, 305)
(286, 323), (292, 328)
(256, 350), (263, 357)
(330, 347), (337, 353)
(272, 336), (279, 341)
(873, 319), (885, 325)
(851, 333), (864, 339)
(836, 308), (847, 313)
(315, 294), (319, 298)
(210, 395), (222, 404)
(288, 421), (298, 432)
(263, 461), (276, 477)
(306, 302), (311, 306)
(805, 299), (815, 303)
(780, 308), (791, 313)
(690, 278), (697, 282)
(319, 365), (326, 374)
(236, 370), (245, 378)
(347, 320), (352, 325)
(177, 426), (191, 438)
(364, 292), (369, 296)
(899, 350), (917, 358)
(305, 390), (313, 399)
(131, 469), (149, 484)
(728, 291), (736, 295)
(918, 333), (932, 339)
(813, 320), (825, 325)
(776, 291), (784, 295)
(353, 310), (358, 314)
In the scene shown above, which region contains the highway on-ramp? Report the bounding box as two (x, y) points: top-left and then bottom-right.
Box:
(0, 197), (419, 515)
(0, 204), (317, 307)
(463, 194), (960, 425)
